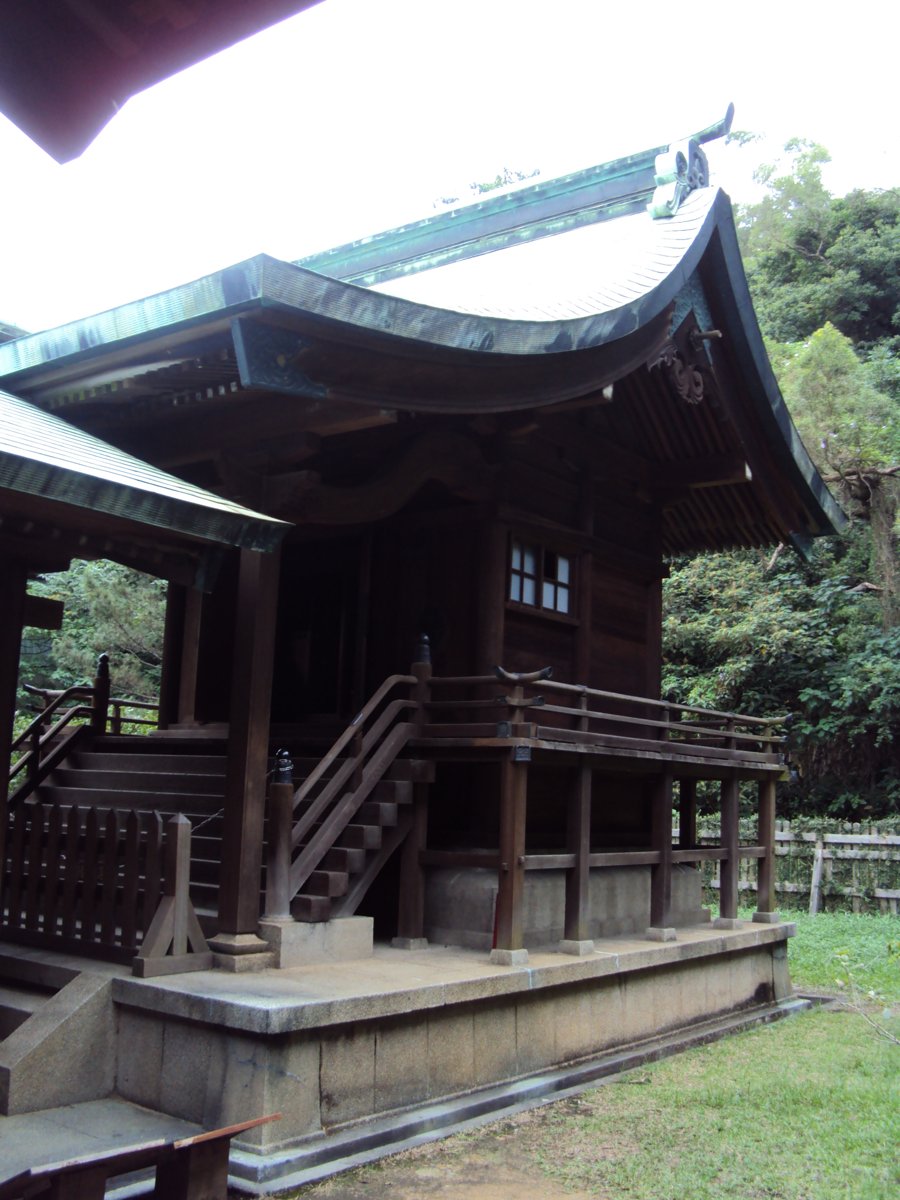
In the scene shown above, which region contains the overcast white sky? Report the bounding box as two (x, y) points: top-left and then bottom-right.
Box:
(0, 0), (897, 333)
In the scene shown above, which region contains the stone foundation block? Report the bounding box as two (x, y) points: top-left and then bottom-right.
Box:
(259, 917), (373, 967)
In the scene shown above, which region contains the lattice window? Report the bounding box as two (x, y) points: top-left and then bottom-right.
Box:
(509, 539), (571, 614)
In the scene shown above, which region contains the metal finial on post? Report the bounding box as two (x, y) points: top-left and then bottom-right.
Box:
(414, 632), (431, 665)
(265, 750), (295, 921)
(274, 748), (294, 785)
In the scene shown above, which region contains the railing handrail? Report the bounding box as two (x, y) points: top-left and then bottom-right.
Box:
(292, 674), (416, 810)
(426, 672), (785, 732)
(11, 685), (94, 757)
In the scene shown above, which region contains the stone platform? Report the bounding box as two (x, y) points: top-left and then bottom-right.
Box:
(107, 919), (793, 1189)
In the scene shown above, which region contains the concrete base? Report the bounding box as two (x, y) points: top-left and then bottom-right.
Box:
(208, 932), (275, 973)
(753, 911), (781, 924)
(645, 926), (677, 942)
(391, 937), (429, 951)
(110, 919), (795, 1168)
(259, 918), (374, 968)
(489, 948), (529, 966)
(713, 917), (743, 930)
(426, 863), (707, 950)
(558, 939), (595, 956)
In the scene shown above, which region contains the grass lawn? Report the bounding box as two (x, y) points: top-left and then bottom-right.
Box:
(289, 910), (899, 1200)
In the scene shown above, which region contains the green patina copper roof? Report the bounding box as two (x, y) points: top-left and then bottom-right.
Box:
(296, 107), (734, 286)
(0, 388), (288, 552)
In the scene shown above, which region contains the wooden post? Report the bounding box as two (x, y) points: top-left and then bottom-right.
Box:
(754, 778), (778, 920)
(0, 558), (28, 900)
(679, 778), (697, 849)
(395, 782), (429, 944)
(91, 653), (110, 734)
(717, 776), (741, 925)
(562, 765), (592, 951)
(476, 521), (506, 672)
(647, 771), (675, 938)
(157, 583), (185, 730)
(176, 588), (203, 725)
(133, 815), (212, 977)
(264, 751), (294, 921)
(215, 548), (281, 951)
(493, 755), (528, 962)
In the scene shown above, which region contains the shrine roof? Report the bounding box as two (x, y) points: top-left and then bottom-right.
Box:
(0, 388), (287, 554)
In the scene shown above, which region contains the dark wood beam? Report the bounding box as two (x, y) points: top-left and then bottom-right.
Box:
(23, 594), (63, 630)
(0, 558), (28, 900)
(216, 548), (281, 943)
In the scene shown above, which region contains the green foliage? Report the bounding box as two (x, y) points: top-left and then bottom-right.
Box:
(737, 140), (900, 347)
(771, 324), (900, 478)
(20, 560), (166, 706)
(784, 909), (900, 1003)
(663, 532), (900, 818)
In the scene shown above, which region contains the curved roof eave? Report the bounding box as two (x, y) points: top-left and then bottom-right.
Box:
(0, 189), (722, 382)
(700, 191), (847, 539)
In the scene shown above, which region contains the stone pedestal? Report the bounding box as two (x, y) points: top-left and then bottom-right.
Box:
(258, 917), (373, 968)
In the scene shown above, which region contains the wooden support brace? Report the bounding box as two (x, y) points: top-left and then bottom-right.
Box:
(133, 815), (213, 977)
(563, 766), (592, 943)
(648, 771), (674, 935)
(493, 755), (528, 956)
(755, 778), (777, 917)
(718, 777), (740, 922)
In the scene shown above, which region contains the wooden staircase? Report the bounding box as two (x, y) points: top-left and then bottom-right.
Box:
(26, 731), (433, 930)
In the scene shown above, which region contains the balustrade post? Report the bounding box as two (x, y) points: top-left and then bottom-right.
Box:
(679, 778), (697, 849)
(91, 653), (110, 735)
(647, 770), (675, 940)
(411, 633), (432, 732)
(492, 754), (528, 964)
(753, 778), (779, 922)
(264, 750), (294, 921)
(715, 776), (741, 927)
(561, 764), (593, 953)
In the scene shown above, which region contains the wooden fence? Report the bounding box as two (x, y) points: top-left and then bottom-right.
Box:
(1, 802), (166, 962)
(692, 820), (900, 915)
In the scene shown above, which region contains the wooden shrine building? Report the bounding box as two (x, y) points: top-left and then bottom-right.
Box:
(0, 92), (845, 1185)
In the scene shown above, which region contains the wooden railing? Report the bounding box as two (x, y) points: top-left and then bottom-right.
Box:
(9, 655), (159, 801)
(265, 667), (424, 916)
(1, 802), (209, 970)
(419, 666), (786, 763)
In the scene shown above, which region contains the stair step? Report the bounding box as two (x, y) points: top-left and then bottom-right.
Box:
(51, 768), (226, 795)
(336, 824), (382, 850)
(384, 759), (435, 784)
(322, 847), (366, 873)
(0, 952), (76, 991)
(358, 801), (398, 827)
(305, 870), (349, 898)
(32, 787), (225, 813)
(370, 779), (413, 804)
(69, 752), (227, 774)
(291, 895), (332, 922)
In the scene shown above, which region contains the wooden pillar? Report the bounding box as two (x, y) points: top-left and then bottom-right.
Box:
(157, 583), (185, 729)
(176, 587), (204, 725)
(678, 778), (697, 849)
(562, 765), (592, 947)
(476, 520), (506, 672)
(648, 771), (675, 937)
(493, 755), (528, 960)
(395, 782), (429, 944)
(0, 557), (28, 898)
(755, 778), (778, 919)
(214, 548), (281, 946)
(717, 776), (740, 924)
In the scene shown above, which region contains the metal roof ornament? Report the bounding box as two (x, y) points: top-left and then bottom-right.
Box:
(647, 138), (710, 219)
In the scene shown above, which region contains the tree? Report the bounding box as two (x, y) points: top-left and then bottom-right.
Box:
(20, 561), (166, 706)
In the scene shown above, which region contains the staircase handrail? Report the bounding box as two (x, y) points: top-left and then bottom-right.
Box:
(292, 674), (416, 807)
(280, 673), (419, 906)
(9, 685), (94, 784)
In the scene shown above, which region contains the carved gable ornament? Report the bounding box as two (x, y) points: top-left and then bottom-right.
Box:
(647, 138), (710, 219)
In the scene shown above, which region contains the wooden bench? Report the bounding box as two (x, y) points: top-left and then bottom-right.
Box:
(0, 1113), (278, 1199)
